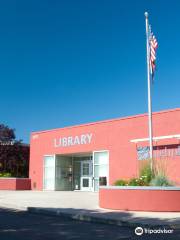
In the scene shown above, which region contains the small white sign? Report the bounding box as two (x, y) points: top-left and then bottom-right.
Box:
(54, 133), (92, 148)
(32, 134), (39, 140)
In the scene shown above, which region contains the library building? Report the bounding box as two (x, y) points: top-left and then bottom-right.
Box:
(29, 108), (180, 191)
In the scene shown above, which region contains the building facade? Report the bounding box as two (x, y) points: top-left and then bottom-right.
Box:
(29, 108), (180, 191)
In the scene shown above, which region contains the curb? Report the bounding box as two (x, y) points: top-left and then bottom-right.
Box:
(0, 203), (27, 211)
(27, 207), (180, 230)
(28, 207), (129, 226)
(1, 204), (180, 230)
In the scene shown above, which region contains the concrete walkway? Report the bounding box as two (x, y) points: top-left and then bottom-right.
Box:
(0, 190), (180, 228)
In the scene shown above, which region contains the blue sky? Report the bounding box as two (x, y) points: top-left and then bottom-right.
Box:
(0, 0), (179, 143)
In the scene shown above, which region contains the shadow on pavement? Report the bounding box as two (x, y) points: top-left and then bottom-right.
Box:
(0, 207), (133, 240)
(0, 207), (180, 240)
(28, 206), (180, 228)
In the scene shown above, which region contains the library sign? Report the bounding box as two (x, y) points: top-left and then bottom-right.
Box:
(54, 133), (93, 148)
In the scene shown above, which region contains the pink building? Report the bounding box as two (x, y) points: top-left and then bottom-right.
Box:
(29, 108), (180, 191)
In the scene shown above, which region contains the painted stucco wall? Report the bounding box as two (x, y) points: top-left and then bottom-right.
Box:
(99, 186), (180, 212)
(29, 108), (180, 190)
(0, 178), (31, 190)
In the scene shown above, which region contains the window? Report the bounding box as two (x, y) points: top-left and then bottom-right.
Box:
(137, 145), (180, 159)
(137, 146), (150, 160)
(43, 155), (55, 190)
(93, 151), (109, 191)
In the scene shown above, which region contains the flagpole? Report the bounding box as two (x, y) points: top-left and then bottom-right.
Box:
(145, 12), (153, 170)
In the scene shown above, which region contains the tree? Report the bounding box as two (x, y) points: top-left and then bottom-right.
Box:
(0, 124), (29, 177)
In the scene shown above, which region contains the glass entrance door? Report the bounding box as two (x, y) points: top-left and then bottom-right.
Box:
(55, 156), (73, 191)
(80, 160), (92, 191)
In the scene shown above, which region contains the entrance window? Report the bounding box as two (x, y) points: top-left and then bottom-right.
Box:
(54, 154), (93, 191)
(93, 151), (109, 191)
(43, 153), (109, 192)
(43, 155), (55, 190)
(55, 156), (73, 191)
(82, 178), (89, 187)
(82, 163), (90, 175)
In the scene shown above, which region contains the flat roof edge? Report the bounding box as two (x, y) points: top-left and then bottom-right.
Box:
(31, 107), (180, 135)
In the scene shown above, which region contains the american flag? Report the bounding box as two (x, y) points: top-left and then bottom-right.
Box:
(149, 26), (158, 79)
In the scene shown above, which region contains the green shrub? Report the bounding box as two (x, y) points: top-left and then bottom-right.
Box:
(114, 177), (149, 186)
(0, 172), (12, 177)
(114, 159), (174, 187)
(128, 178), (139, 186)
(114, 179), (128, 186)
(139, 162), (154, 185)
(128, 177), (147, 186)
(150, 175), (173, 186)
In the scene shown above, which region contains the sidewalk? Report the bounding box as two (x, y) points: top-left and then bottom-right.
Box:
(0, 190), (180, 229)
